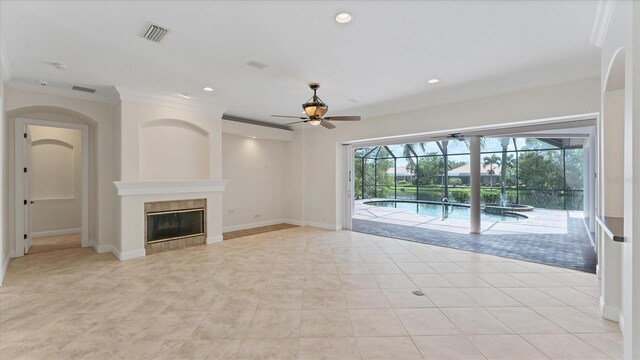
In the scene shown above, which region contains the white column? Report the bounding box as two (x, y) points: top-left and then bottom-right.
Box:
(470, 136), (481, 234)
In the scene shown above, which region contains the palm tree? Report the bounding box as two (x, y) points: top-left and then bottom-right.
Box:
(494, 154), (515, 193)
(402, 143), (428, 181)
(483, 154), (500, 187)
(500, 138), (510, 195)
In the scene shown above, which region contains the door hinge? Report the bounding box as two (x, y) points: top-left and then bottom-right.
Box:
(23, 133), (27, 138)
(23, 200), (27, 205)
(23, 167), (27, 173)
(23, 234), (27, 240)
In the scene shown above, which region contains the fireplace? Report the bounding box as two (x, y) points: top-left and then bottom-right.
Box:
(144, 199), (207, 254)
(147, 208), (204, 243)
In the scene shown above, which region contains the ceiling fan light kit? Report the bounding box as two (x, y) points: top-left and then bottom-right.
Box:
(302, 83), (328, 118)
(271, 83), (361, 129)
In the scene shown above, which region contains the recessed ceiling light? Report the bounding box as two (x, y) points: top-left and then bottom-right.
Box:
(179, 93), (191, 99)
(428, 79), (440, 84)
(52, 63), (68, 70)
(335, 12), (352, 24)
(203, 86), (214, 92)
(348, 98), (360, 103)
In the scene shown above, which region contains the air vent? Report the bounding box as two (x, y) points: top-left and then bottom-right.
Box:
(72, 85), (96, 93)
(246, 60), (268, 70)
(143, 24), (170, 43)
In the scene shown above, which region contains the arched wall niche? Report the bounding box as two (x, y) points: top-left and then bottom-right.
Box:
(601, 47), (626, 218)
(30, 137), (76, 199)
(604, 48), (625, 92)
(139, 118), (211, 181)
(32, 138), (74, 149)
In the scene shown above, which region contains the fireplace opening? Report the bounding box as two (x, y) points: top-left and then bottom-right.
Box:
(147, 207), (205, 243)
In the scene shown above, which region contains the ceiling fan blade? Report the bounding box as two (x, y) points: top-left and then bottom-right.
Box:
(320, 121), (336, 129)
(324, 116), (361, 121)
(271, 115), (307, 119)
(285, 120), (309, 126)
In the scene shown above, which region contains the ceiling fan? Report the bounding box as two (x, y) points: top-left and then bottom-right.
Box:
(271, 83), (361, 129)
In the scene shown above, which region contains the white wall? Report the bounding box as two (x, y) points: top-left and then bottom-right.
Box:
(29, 125), (82, 235)
(222, 133), (290, 231)
(601, 90), (625, 218)
(0, 71), (7, 284)
(140, 120), (209, 181)
(294, 77), (600, 229)
(598, 1), (640, 357)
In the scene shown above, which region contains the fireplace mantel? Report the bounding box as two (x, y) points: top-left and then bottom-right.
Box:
(114, 180), (228, 196)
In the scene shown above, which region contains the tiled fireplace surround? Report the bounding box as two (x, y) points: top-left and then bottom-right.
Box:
(144, 198), (207, 254)
(113, 180), (226, 260)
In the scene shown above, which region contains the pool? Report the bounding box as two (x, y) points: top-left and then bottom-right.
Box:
(364, 200), (528, 222)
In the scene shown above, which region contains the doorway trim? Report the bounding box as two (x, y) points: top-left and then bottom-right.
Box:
(342, 144), (354, 230)
(13, 117), (90, 256)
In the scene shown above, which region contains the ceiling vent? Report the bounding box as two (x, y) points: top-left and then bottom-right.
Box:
(72, 85), (96, 93)
(246, 60), (268, 70)
(143, 24), (170, 43)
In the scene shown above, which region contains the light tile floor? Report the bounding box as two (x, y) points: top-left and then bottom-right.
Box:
(0, 227), (621, 359)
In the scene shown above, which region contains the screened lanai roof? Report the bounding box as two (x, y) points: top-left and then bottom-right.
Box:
(356, 137), (570, 159)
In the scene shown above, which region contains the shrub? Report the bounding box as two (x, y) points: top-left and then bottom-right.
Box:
(450, 189), (470, 203)
(481, 189), (501, 203)
(377, 186), (393, 198)
(448, 178), (462, 187)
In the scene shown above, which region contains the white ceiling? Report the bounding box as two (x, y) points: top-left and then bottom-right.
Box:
(1, 1), (600, 124)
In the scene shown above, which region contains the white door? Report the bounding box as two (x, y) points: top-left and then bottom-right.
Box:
(23, 125), (32, 254)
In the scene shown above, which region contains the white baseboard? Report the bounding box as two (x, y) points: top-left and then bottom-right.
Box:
(32, 227), (81, 238)
(618, 312), (625, 333)
(222, 219), (293, 233)
(112, 247), (145, 261)
(303, 221), (340, 231)
(91, 239), (115, 254)
(284, 219), (306, 227)
(600, 296), (620, 322)
(0, 252), (10, 287)
(206, 235), (223, 244)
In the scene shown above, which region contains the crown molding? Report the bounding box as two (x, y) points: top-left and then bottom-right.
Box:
(0, 35), (12, 83)
(591, 0), (616, 47)
(115, 86), (225, 117)
(8, 80), (116, 103)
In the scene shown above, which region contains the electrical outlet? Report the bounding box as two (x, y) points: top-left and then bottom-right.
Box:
(228, 209), (235, 214)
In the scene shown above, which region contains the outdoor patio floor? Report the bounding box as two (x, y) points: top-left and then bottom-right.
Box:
(353, 202), (596, 273)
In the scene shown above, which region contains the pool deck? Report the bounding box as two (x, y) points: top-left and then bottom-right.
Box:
(355, 200), (573, 235)
(353, 200), (596, 272)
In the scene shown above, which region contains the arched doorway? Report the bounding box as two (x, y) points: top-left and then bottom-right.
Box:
(7, 106), (95, 257)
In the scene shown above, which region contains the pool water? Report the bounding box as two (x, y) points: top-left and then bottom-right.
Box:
(365, 200), (527, 222)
